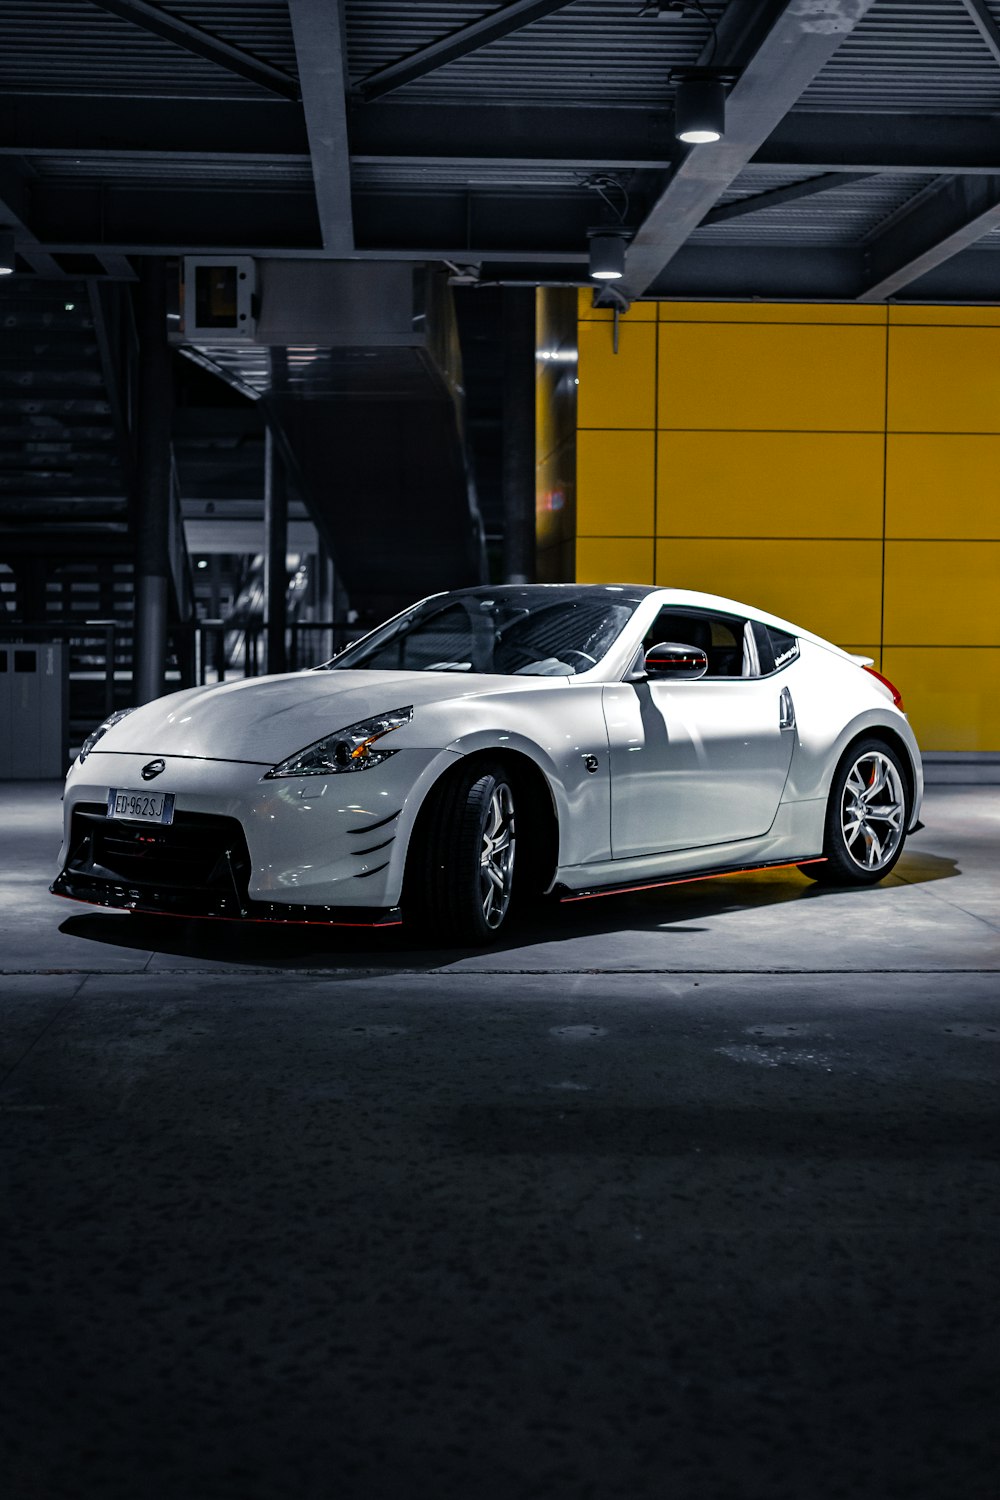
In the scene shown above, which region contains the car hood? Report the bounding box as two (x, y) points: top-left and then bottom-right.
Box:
(98, 668), (567, 764)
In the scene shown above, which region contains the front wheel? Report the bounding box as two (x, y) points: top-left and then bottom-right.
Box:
(406, 760), (517, 944)
(803, 738), (909, 886)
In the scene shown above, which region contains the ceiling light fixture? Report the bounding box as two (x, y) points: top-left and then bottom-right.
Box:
(588, 231), (627, 281)
(0, 231), (15, 276)
(674, 74), (726, 144)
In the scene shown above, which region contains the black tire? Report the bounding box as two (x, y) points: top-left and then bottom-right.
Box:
(801, 736), (909, 886)
(406, 759), (517, 945)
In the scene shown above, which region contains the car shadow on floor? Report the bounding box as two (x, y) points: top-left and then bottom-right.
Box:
(55, 849), (960, 972)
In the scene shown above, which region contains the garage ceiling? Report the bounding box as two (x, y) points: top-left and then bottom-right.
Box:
(2, 0), (1000, 303)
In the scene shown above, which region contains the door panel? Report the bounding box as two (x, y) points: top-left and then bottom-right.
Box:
(602, 679), (795, 858)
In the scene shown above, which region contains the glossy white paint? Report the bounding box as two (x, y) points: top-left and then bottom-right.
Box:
(57, 586), (924, 915)
(603, 677), (794, 857)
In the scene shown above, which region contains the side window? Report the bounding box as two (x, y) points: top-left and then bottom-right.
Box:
(765, 626), (800, 673)
(642, 610), (753, 678)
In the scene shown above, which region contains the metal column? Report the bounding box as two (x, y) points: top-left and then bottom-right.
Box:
(263, 424), (288, 675)
(133, 257), (172, 704)
(501, 287), (536, 585)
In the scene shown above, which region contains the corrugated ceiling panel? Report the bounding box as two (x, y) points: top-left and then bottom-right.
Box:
(352, 161), (605, 191)
(713, 168), (839, 202)
(0, 0), (293, 98)
(168, 1), (299, 74)
(692, 174), (939, 247)
(800, 0), (1000, 113)
(33, 156), (314, 189)
(346, 0), (724, 103)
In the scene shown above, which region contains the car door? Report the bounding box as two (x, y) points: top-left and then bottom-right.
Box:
(602, 611), (795, 859)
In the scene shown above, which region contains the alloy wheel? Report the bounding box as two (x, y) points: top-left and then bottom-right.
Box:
(840, 750), (906, 872)
(479, 782), (516, 929)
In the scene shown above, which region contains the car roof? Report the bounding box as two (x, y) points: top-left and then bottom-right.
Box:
(425, 583), (856, 663)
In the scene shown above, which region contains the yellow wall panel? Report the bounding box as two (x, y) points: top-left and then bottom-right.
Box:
(658, 323), (886, 431)
(886, 434), (1000, 538)
(881, 648), (1000, 751)
(657, 431), (884, 537)
(576, 536), (653, 583)
(889, 305), (1000, 327)
(561, 299), (1000, 748)
(654, 539), (883, 644)
(577, 430), (654, 536)
(577, 320), (656, 430)
(887, 326), (1000, 432)
(659, 302), (886, 325)
(884, 542), (1000, 644)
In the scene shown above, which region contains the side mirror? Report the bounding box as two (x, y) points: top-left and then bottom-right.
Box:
(644, 641), (708, 680)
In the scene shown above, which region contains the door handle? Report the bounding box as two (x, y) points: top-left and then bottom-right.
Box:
(779, 687), (795, 730)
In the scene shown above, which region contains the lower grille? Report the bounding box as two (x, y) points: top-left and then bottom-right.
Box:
(65, 803), (251, 903)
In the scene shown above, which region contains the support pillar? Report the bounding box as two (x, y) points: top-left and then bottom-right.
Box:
(316, 536), (334, 661)
(501, 287), (536, 585)
(264, 425), (288, 675)
(134, 257), (172, 703)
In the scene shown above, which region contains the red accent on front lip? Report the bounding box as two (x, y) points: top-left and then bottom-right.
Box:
(560, 858), (827, 903)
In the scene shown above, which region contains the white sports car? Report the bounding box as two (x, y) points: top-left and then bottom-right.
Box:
(53, 584), (923, 945)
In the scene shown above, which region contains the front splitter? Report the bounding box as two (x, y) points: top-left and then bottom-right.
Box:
(51, 869), (403, 928)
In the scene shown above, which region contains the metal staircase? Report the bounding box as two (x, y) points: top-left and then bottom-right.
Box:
(0, 277), (194, 748)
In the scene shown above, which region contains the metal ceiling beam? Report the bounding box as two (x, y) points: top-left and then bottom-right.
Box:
(702, 171), (877, 226)
(0, 94), (309, 157)
(621, 0), (879, 299)
(6, 91), (1000, 177)
(958, 0), (1000, 69)
(353, 188), (597, 257)
(87, 0), (301, 101)
(31, 182), (320, 252)
(858, 173), (1000, 301)
(648, 243), (861, 299)
(287, 0), (354, 254)
(645, 240), (1000, 303)
(354, 0), (577, 103)
(0, 94), (674, 169)
(758, 111), (1000, 174)
(351, 102), (676, 168)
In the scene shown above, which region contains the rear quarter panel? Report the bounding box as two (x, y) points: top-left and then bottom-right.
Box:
(780, 641), (924, 822)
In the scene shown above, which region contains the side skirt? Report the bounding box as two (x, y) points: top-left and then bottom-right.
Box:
(555, 856), (827, 904)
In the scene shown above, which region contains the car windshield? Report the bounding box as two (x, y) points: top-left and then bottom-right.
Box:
(323, 588), (641, 677)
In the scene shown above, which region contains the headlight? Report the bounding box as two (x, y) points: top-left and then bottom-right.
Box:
(78, 707), (137, 763)
(264, 706), (413, 778)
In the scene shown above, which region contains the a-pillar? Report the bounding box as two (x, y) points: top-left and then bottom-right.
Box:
(133, 257), (172, 703)
(502, 287), (536, 585)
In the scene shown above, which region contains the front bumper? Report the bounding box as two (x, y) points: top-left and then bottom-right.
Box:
(51, 801), (402, 925)
(52, 747), (446, 922)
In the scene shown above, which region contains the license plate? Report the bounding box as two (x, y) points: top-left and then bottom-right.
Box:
(107, 788), (175, 825)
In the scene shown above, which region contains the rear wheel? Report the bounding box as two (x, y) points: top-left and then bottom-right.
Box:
(803, 738), (909, 886)
(407, 760), (517, 944)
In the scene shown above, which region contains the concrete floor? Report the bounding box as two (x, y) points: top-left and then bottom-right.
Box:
(1, 781), (998, 1500)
